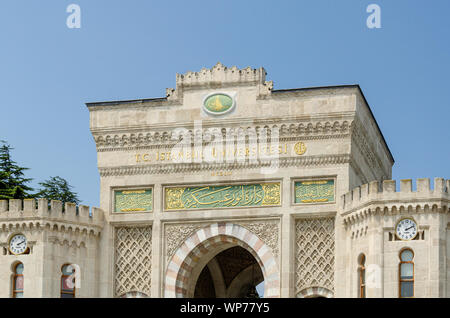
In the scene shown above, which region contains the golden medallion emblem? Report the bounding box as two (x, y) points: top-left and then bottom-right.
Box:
(203, 93), (235, 115)
(294, 142), (307, 155)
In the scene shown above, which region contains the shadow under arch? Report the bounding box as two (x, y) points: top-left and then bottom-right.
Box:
(164, 222), (280, 298)
(119, 291), (149, 298)
(297, 287), (334, 298)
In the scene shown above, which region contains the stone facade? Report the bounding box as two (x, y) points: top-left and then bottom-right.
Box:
(0, 199), (103, 297)
(341, 178), (450, 297)
(0, 63), (448, 297)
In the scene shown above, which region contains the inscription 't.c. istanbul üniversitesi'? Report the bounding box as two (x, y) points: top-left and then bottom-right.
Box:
(134, 142), (307, 163)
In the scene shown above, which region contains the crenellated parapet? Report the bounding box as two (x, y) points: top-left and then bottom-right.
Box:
(0, 198), (104, 236)
(166, 62), (273, 102)
(341, 178), (450, 226)
(175, 62), (269, 88)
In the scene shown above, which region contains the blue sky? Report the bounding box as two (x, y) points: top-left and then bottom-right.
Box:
(0, 0), (449, 207)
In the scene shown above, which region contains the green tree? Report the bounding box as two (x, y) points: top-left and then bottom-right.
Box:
(36, 176), (80, 206)
(0, 141), (33, 199)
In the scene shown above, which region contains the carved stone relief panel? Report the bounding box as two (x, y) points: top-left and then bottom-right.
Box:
(114, 226), (152, 297)
(295, 217), (335, 294)
(164, 219), (279, 263)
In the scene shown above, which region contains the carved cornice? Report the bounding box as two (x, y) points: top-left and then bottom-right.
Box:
(91, 113), (354, 133)
(350, 119), (390, 178)
(342, 200), (450, 227)
(96, 134), (350, 153)
(46, 235), (90, 248)
(341, 178), (450, 226)
(99, 154), (351, 177)
(0, 219), (102, 237)
(92, 119), (352, 152)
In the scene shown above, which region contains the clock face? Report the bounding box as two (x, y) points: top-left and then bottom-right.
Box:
(9, 234), (27, 255)
(396, 218), (418, 241)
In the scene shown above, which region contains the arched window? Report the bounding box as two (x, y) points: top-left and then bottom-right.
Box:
(399, 249), (414, 298)
(358, 254), (366, 298)
(12, 262), (24, 298)
(61, 264), (76, 298)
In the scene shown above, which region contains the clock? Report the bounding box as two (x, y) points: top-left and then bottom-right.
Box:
(396, 218), (418, 241)
(9, 234), (28, 255)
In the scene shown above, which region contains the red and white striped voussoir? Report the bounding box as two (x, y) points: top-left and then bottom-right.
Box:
(164, 222), (280, 298)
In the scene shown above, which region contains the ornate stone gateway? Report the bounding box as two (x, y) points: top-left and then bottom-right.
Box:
(0, 64), (447, 298)
(81, 63), (447, 299)
(86, 62), (393, 298)
(164, 223), (279, 298)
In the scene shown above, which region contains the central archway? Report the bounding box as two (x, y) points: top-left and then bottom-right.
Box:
(194, 246), (264, 298)
(164, 223), (280, 298)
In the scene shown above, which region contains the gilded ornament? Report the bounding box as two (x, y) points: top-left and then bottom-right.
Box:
(203, 93), (235, 115)
(164, 182), (281, 211)
(294, 142), (307, 155)
(294, 180), (334, 204)
(114, 189), (153, 212)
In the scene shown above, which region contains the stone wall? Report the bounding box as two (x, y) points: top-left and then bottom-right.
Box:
(342, 178), (450, 297)
(0, 198), (104, 297)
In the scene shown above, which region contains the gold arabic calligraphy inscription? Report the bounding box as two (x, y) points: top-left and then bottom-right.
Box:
(294, 180), (334, 204)
(114, 189), (153, 212)
(164, 182), (281, 211)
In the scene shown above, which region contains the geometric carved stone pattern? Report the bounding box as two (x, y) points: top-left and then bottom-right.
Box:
(238, 221), (279, 258)
(164, 220), (279, 262)
(295, 217), (335, 295)
(165, 223), (205, 262)
(114, 226), (152, 297)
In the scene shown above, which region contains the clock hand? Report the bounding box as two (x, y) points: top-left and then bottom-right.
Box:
(405, 226), (415, 231)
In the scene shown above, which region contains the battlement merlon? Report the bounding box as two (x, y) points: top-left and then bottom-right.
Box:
(0, 198), (104, 227)
(175, 62), (267, 87)
(166, 62), (273, 101)
(341, 178), (450, 215)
